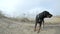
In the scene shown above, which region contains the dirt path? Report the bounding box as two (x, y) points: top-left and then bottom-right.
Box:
(0, 18), (60, 34)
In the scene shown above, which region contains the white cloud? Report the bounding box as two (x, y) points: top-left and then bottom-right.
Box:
(0, 0), (60, 17)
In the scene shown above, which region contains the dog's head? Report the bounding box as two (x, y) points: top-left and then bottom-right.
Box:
(43, 11), (53, 18)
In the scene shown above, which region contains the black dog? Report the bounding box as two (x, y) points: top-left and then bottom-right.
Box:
(34, 11), (52, 33)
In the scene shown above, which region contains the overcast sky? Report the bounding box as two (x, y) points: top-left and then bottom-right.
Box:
(0, 0), (60, 17)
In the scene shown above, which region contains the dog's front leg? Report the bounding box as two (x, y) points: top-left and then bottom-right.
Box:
(42, 19), (44, 29)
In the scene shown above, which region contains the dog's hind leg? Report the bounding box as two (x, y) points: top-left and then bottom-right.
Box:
(37, 22), (42, 33)
(34, 21), (37, 32)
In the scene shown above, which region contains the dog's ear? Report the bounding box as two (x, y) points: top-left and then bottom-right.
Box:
(43, 11), (50, 17)
(43, 12), (46, 17)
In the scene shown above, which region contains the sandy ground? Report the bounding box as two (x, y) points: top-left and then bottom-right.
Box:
(0, 18), (60, 34)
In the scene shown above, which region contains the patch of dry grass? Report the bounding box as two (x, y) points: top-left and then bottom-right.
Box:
(3, 16), (60, 24)
(45, 16), (60, 23)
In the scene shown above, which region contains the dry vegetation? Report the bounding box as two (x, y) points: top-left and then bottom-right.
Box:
(45, 16), (60, 23)
(7, 16), (60, 24)
(0, 16), (60, 34)
(0, 11), (60, 34)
